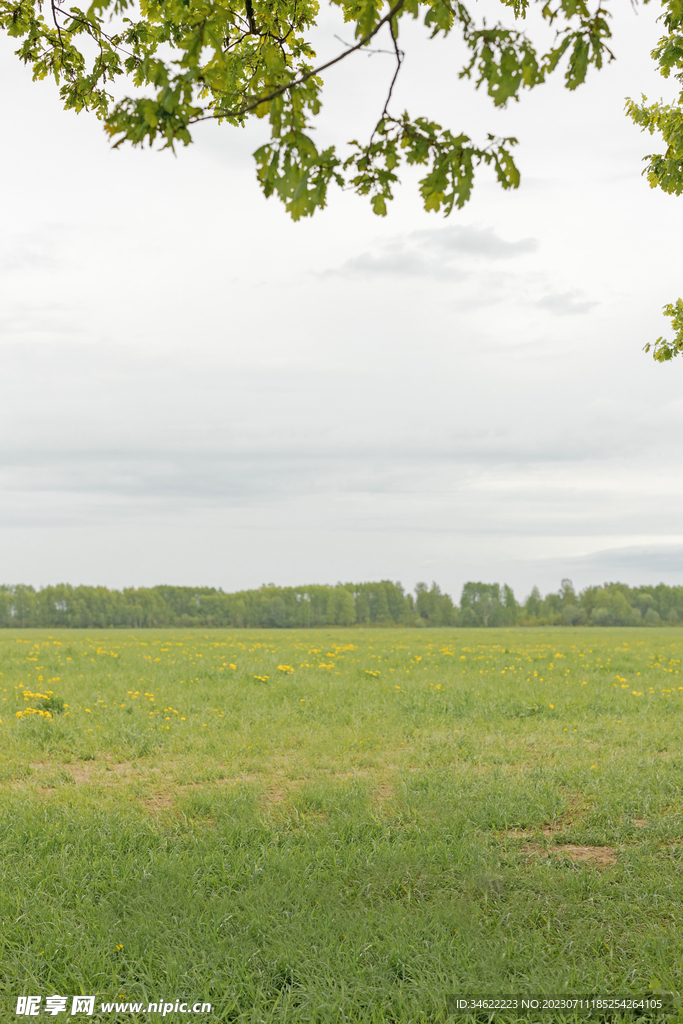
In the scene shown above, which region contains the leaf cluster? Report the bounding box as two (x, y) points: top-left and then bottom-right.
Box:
(621, 1), (683, 360)
(0, 0), (616, 217)
(643, 298), (683, 361)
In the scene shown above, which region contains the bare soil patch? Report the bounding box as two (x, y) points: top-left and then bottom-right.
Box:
(523, 843), (617, 868)
(554, 845), (617, 867)
(140, 792), (176, 811)
(501, 794), (591, 840)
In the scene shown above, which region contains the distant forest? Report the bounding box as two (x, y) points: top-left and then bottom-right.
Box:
(1, 579), (682, 628)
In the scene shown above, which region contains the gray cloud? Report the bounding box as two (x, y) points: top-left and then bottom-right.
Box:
(411, 225), (538, 259)
(0, 304), (81, 342)
(334, 249), (470, 280)
(536, 290), (598, 315)
(0, 228), (63, 273)
(327, 226), (599, 319)
(531, 544), (683, 591)
(567, 544), (683, 576)
(330, 224), (538, 279)
(0, 430), (657, 517)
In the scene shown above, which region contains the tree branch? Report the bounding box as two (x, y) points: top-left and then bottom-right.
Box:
(244, 0), (259, 34)
(369, 13), (403, 145)
(50, 0), (66, 50)
(191, 0), (406, 123)
(52, 4), (136, 60)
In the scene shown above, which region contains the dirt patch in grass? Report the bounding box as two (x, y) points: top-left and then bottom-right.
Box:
(17, 760), (400, 817)
(67, 766), (97, 784)
(261, 780), (305, 806)
(374, 780), (397, 802)
(500, 794), (591, 841)
(142, 774), (267, 813)
(332, 769), (371, 780)
(27, 759), (143, 785)
(523, 843), (617, 868)
(539, 793), (591, 835)
(540, 823), (563, 836)
(140, 792), (177, 811)
(554, 845), (617, 867)
(262, 787), (289, 805)
(10, 761), (272, 814)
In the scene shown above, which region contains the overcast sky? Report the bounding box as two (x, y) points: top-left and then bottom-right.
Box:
(2, 0), (683, 603)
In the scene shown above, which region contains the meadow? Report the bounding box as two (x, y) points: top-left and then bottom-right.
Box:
(1, 627), (682, 1022)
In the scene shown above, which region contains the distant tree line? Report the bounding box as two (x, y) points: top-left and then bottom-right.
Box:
(0, 581), (450, 629)
(0, 578), (681, 628)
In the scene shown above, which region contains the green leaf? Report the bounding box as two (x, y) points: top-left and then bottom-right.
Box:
(644, 299), (683, 361)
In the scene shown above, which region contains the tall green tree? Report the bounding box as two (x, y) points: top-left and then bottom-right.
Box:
(415, 582), (458, 625)
(460, 581), (517, 627)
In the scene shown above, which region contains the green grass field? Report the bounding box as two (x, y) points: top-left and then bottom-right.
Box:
(1, 627), (682, 1022)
